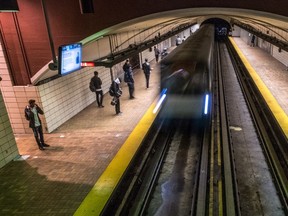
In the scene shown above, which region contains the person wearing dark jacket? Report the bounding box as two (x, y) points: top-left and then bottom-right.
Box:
(110, 78), (122, 115)
(91, 71), (104, 108)
(123, 60), (135, 99)
(142, 58), (151, 88)
(154, 46), (160, 63)
(24, 99), (50, 150)
(123, 59), (130, 73)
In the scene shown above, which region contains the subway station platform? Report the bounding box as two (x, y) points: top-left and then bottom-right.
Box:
(0, 60), (161, 215)
(0, 38), (287, 215)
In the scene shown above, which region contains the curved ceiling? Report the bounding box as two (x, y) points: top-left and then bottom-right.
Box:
(28, 5), (288, 84)
(82, 8), (288, 45)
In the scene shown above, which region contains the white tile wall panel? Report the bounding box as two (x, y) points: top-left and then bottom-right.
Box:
(272, 45), (288, 67)
(0, 90), (19, 168)
(240, 29), (288, 67)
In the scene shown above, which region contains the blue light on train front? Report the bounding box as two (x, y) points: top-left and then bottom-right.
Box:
(153, 88), (167, 114)
(160, 88), (167, 96)
(204, 94), (209, 115)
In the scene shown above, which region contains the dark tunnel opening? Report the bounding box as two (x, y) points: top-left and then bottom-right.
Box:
(202, 18), (231, 40)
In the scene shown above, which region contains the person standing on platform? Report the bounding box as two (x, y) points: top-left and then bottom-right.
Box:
(142, 58), (151, 88)
(122, 59), (130, 74)
(161, 48), (168, 59)
(154, 46), (160, 63)
(109, 78), (122, 115)
(123, 60), (135, 99)
(182, 36), (186, 42)
(24, 99), (50, 150)
(251, 35), (256, 47)
(91, 71), (104, 108)
(176, 35), (182, 46)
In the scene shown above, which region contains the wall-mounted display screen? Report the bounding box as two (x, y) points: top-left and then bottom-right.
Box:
(58, 43), (82, 76)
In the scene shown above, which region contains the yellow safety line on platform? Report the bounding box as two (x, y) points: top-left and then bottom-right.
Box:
(74, 102), (158, 216)
(229, 37), (288, 139)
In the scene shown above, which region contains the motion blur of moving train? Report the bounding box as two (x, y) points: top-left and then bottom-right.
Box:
(157, 19), (230, 119)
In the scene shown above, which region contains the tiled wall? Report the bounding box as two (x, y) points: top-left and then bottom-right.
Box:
(240, 29), (288, 67)
(39, 66), (112, 133)
(0, 42), (40, 134)
(1, 39), (123, 134)
(271, 44), (288, 67)
(0, 91), (19, 168)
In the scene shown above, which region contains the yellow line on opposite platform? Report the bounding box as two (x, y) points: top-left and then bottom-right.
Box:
(74, 101), (159, 216)
(229, 37), (288, 139)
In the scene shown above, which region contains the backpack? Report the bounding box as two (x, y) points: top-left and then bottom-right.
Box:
(89, 80), (95, 92)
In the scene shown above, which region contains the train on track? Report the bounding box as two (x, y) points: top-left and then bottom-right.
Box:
(159, 23), (217, 119)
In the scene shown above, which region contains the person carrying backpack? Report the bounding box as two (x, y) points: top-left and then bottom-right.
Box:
(109, 78), (122, 115)
(90, 71), (104, 108)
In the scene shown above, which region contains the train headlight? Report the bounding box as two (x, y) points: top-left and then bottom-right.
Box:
(153, 88), (167, 114)
(204, 94), (209, 115)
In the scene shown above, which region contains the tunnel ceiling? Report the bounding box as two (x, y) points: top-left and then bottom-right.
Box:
(80, 7), (288, 65)
(77, 7), (288, 73)
(90, 8), (287, 37)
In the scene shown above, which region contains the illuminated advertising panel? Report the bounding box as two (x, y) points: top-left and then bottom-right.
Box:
(58, 43), (82, 76)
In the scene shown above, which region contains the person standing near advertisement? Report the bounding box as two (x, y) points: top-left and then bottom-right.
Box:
(91, 71), (104, 108)
(24, 99), (50, 150)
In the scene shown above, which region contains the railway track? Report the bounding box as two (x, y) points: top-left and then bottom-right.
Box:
(100, 38), (288, 216)
(222, 39), (287, 215)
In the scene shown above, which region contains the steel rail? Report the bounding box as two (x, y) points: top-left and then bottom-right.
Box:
(133, 124), (174, 216)
(100, 118), (166, 216)
(218, 42), (241, 216)
(226, 38), (288, 214)
(114, 120), (165, 215)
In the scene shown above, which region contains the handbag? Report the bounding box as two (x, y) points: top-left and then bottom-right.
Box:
(110, 97), (117, 106)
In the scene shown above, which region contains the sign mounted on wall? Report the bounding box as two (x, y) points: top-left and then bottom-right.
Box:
(58, 43), (82, 76)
